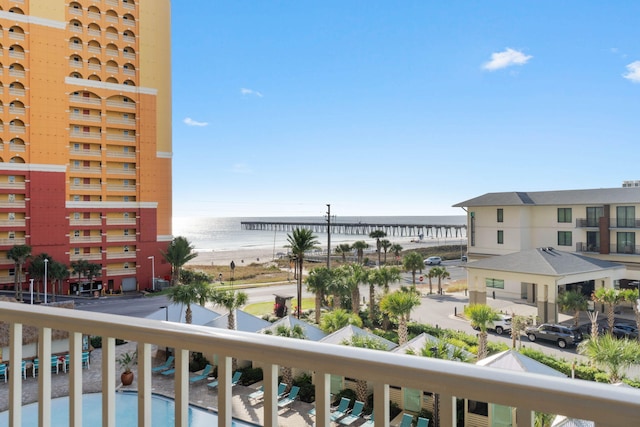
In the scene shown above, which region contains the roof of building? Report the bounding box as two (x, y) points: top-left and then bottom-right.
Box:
(320, 324), (398, 350)
(257, 315), (327, 341)
(453, 187), (640, 208)
(145, 303), (221, 326)
(392, 332), (474, 360)
(204, 309), (271, 332)
(466, 247), (624, 276)
(476, 349), (566, 378)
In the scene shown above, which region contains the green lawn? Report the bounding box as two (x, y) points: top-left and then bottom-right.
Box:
(244, 298), (315, 316)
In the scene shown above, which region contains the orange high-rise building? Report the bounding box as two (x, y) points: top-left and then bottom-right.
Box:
(0, 0), (172, 294)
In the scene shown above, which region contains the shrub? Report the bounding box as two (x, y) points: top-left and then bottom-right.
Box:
(333, 388), (356, 406)
(189, 352), (210, 372)
(293, 373), (315, 403)
(238, 367), (263, 385)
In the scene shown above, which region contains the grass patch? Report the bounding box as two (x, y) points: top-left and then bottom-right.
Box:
(244, 298), (315, 317)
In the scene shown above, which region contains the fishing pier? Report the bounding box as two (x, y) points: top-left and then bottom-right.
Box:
(241, 221), (467, 239)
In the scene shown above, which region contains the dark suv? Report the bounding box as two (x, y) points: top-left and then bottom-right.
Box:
(524, 324), (583, 348)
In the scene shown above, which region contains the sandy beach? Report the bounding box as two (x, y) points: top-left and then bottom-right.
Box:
(187, 236), (467, 266)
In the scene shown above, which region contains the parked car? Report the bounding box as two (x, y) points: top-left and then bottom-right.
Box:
(461, 254), (468, 262)
(472, 313), (512, 335)
(524, 324), (583, 348)
(424, 256), (442, 266)
(605, 323), (639, 339)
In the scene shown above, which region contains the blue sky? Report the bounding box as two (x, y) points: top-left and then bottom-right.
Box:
(170, 1), (640, 218)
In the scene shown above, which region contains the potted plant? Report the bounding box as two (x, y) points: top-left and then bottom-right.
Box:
(116, 350), (137, 386)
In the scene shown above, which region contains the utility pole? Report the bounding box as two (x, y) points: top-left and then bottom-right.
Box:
(326, 204), (331, 269)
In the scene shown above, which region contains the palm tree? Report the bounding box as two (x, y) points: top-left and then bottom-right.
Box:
(367, 266), (401, 324)
(621, 288), (640, 341)
(558, 290), (588, 327)
(335, 243), (352, 263)
(70, 259), (90, 287)
(85, 262), (102, 292)
(351, 240), (368, 265)
(380, 288), (421, 345)
(305, 266), (333, 324)
(49, 261), (70, 301)
(340, 263), (368, 315)
(402, 252), (423, 287)
(341, 334), (389, 404)
(166, 282), (208, 324)
(369, 230), (387, 267)
(210, 288), (249, 331)
(577, 334), (640, 383)
(8, 244), (31, 301)
(510, 314), (531, 349)
(464, 304), (500, 360)
(390, 244), (403, 265)
(287, 228), (320, 318)
(320, 308), (362, 333)
(264, 325), (306, 390)
(28, 253), (52, 302)
(161, 236), (198, 285)
(380, 239), (392, 264)
(429, 266), (450, 295)
(592, 288), (625, 333)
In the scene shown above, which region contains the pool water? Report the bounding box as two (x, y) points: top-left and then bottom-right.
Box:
(0, 392), (258, 426)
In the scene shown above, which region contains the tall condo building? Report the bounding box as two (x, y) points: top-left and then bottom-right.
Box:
(0, 0), (172, 294)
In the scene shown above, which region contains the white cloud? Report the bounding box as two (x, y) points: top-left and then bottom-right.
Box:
(232, 163), (253, 174)
(240, 88), (263, 97)
(623, 61), (640, 83)
(482, 48), (532, 71)
(183, 117), (209, 127)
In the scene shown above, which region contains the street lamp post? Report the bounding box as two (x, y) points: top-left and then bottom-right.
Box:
(148, 255), (155, 291)
(43, 258), (49, 304)
(159, 305), (169, 359)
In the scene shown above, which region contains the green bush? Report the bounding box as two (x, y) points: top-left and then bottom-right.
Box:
(293, 373), (315, 403)
(189, 352), (210, 372)
(238, 367), (263, 386)
(89, 336), (126, 349)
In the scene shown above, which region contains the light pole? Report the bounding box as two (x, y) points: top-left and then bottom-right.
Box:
(43, 258), (49, 304)
(159, 305), (169, 359)
(148, 255), (155, 291)
(326, 204), (331, 269)
(29, 278), (34, 305)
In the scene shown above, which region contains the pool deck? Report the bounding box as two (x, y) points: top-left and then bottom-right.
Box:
(0, 341), (360, 426)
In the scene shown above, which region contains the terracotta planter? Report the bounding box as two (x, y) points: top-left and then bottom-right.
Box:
(121, 371), (134, 386)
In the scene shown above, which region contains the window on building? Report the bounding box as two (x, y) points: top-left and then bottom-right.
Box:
(74, 212), (81, 219)
(123, 245), (129, 252)
(497, 230), (504, 244)
(586, 206), (604, 227)
(497, 208), (503, 223)
(123, 196), (130, 202)
(9, 268), (15, 277)
(486, 278), (505, 289)
(124, 263), (129, 269)
(8, 194), (15, 202)
(73, 195), (80, 201)
(557, 208), (572, 223)
(8, 212), (15, 221)
(123, 179), (129, 186)
(8, 176), (15, 183)
(558, 231), (572, 246)
(617, 232), (636, 254)
(468, 401), (488, 416)
(74, 230), (80, 237)
(617, 206), (636, 228)
(124, 229), (129, 236)
(74, 248), (80, 255)
(123, 212), (129, 218)
(8, 232), (15, 239)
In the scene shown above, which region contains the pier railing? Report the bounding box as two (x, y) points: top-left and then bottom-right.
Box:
(241, 221), (467, 238)
(1, 302), (639, 427)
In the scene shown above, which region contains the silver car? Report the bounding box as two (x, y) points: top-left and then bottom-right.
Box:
(424, 256), (442, 266)
(525, 324), (583, 348)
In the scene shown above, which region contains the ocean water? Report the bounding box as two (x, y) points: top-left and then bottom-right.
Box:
(172, 216), (467, 254)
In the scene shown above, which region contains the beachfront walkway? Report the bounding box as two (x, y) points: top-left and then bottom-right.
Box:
(0, 341), (323, 426)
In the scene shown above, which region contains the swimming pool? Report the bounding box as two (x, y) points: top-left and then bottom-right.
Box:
(0, 392), (258, 426)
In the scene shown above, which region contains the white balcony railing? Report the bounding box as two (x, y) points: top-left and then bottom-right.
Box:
(0, 302), (639, 427)
(106, 150), (136, 159)
(106, 100), (136, 109)
(70, 252), (103, 261)
(70, 149), (102, 157)
(9, 69), (25, 78)
(69, 219), (102, 226)
(106, 235), (136, 243)
(70, 95), (102, 106)
(105, 217), (137, 226)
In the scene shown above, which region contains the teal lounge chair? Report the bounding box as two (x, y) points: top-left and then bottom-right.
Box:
(277, 385), (300, 409)
(248, 385), (264, 401)
(361, 413), (374, 427)
(151, 356), (174, 373)
(189, 364), (213, 383)
(207, 371), (242, 389)
(338, 400), (364, 425)
(0, 363), (6, 383)
(160, 366), (175, 376)
(399, 413), (414, 427)
(330, 397), (351, 421)
(416, 417), (430, 427)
